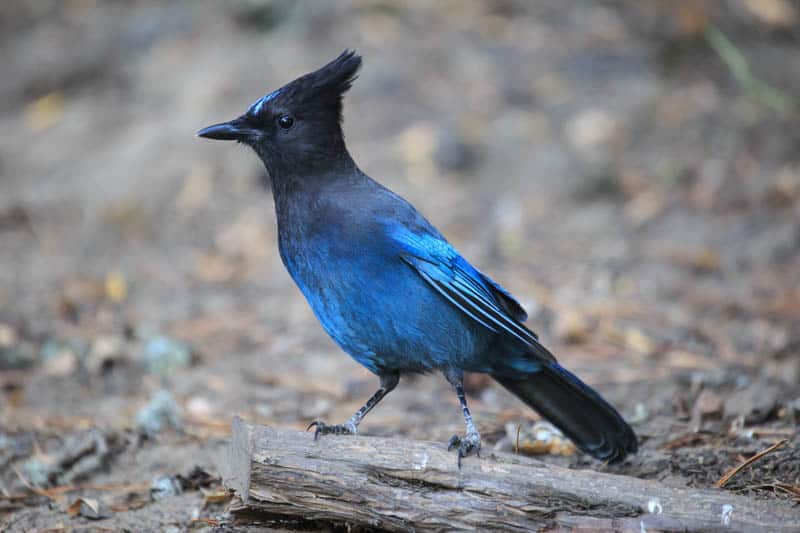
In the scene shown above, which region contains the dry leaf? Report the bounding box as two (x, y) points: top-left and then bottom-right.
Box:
(564, 109), (617, 150)
(0, 323), (18, 348)
(662, 248), (721, 273)
(672, 0), (710, 35)
(66, 497), (109, 519)
(194, 253), (238, 283)
(25, 92), (65, 131)
(766, 167), (800, 206)
(104, 271), (128, 303)
(43, 350), (78, 377)
(689, 249), (721, 273)
(553, 310), (592, 344)
(625, 190), (666, 224)
(743, 0), (797, 27)
(176, 164), (213, 212)
(623, 327), (654, 355)
(397, 122), (438, 186)
(463, 372), (493, 394)
(202, 489), (231, 507)
(694, 389), (723, 418)
(67, 497), (97, 516)
(508, 421), (577, 457)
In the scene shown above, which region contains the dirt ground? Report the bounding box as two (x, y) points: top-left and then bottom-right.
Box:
(1, 1), (799, 531)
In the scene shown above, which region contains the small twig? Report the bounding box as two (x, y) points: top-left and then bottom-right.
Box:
(13, 467), (55, 501)
(716, 439), (788, 488)
(184, 413), (234, 430)
(190, 517), (221, 527)
(0, 493), (35, 501)
(660, 432), (712, 451)
(0, 503), (25, 512)
(705, 25), (795, 114)
(737, 483), (800, 500)
(33, 525), (117, 533)
(43, 482), (150, 496)
(3, 479), (150, 502)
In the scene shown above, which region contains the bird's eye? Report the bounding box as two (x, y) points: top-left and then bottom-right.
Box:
(278, 115), (294, 129)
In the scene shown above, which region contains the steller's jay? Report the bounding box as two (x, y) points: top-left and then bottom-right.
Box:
(198, 51), (637, 465)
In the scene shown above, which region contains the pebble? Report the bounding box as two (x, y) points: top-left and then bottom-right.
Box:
(151, 475), (183, 501)
(140, 335), (191, 375)
(136, 390), (183, 436)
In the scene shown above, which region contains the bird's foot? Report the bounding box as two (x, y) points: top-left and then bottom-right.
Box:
(307, 420), (357, 440)
(447, 431), (481, 468)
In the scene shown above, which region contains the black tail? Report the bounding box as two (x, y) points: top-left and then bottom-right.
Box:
(492, 363), (637, 463)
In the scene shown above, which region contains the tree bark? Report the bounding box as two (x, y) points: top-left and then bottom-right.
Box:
(224, 417), (799, 532)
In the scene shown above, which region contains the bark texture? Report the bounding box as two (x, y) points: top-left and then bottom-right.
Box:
(225, 418), (799, 532)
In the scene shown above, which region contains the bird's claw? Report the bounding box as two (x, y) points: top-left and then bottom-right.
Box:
(447, 431), (481, 468)
(306, 420), (356, 441)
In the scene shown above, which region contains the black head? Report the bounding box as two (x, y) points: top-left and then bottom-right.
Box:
(197, 50), (362, 176)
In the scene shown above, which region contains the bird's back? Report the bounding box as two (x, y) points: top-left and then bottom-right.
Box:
(273, 172), (495, 374)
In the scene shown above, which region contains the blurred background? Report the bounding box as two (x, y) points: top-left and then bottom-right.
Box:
(1, 0), (799, 529)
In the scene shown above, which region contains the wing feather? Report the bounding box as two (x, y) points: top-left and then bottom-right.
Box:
(400, 251), (540, 349)
(382, 215), (553, 365)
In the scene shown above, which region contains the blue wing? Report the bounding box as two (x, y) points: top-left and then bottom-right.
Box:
(388, 226), (552, 361)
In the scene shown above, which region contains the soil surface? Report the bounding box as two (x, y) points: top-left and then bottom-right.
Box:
(1, 1), (799, 531)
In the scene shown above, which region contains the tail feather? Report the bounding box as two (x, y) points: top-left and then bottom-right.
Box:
(492, 363), (637, 463)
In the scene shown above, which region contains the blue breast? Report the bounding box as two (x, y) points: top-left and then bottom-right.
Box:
(280, 233), (487, 374)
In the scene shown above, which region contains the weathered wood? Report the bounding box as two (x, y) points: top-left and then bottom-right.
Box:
(224, 417), (800, 532)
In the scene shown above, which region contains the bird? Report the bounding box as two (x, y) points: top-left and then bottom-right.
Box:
(197, 50), (638, 466)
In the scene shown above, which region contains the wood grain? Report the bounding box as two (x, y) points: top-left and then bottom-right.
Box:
(225, 418), (800, 532)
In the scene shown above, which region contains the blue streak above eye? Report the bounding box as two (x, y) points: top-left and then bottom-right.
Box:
(248, 89), (282, 116)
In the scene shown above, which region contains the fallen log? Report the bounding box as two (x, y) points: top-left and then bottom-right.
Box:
(224, 417), (799, 532)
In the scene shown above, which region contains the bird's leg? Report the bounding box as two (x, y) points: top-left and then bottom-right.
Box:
(308, 372), (399, 440)
(444, 370), (481, 468)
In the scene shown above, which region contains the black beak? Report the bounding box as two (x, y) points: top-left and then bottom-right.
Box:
(196, 116), (255, 141)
